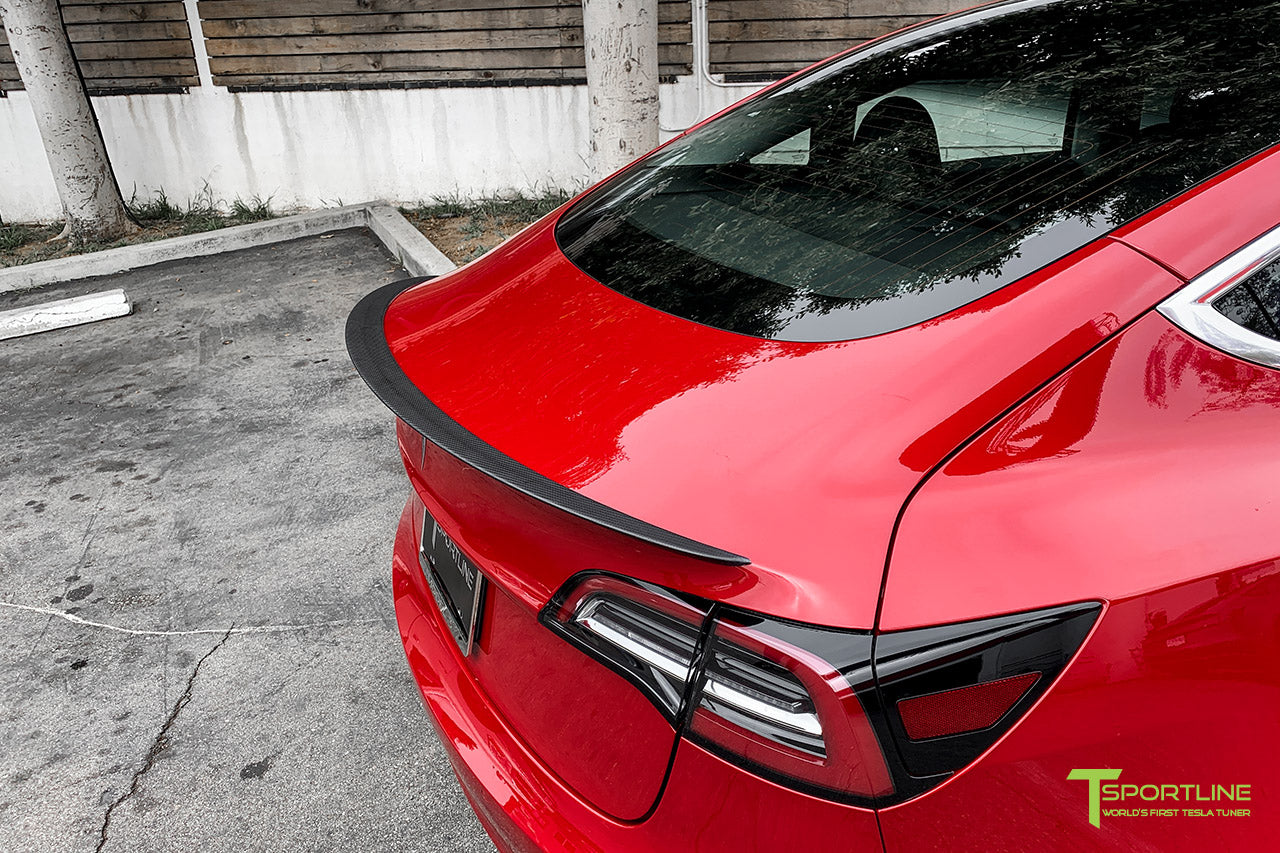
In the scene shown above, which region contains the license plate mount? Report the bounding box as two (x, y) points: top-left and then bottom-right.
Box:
(419, 510), (486, 655)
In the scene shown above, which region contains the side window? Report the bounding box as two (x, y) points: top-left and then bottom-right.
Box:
(750, 129), (811, 165)
(1214, 261), (1280, 341)
(854, 81), (1070, 162)
(1139, 89), (1175, 131)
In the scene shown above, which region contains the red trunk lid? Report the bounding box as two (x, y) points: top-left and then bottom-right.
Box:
(384, 218), (1181, 629)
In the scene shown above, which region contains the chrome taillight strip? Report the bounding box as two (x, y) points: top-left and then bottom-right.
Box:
(1157, 223), (1280, 370)
(577, 597), (824, 742)
(575, 594), (824, 738)
(702, 677), (823, 736)
(576, 610), (694, 683)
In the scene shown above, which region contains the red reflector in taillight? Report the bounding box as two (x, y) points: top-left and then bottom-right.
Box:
(896, 672), (1041, 741)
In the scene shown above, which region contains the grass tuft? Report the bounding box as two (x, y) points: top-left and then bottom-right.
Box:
(403, 187), (574, 224)
(3, 185), (282, 268)
(0, 223), (62, 266)
(400, 187), (575, 264)
(1, 224), (43, 252)
(128, 188), (184, 223)
(230, 194), (275, 223)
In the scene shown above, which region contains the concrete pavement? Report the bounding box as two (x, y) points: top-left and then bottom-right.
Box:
(0, 229), (494, 852)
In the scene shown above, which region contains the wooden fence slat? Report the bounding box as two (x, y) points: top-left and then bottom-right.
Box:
(710, 16), (933, 43)
(60, 2), (189, 24)
(707, 0), (969, 21)
(713, 60), (833, 74)
(209, 44), (689, 76)
(201, 9), (579, 37)
(197, 0), (579, 19)
(196, 0), (688, 22)
(205, 30), (570, 56)
(709, 40), (863, 64)
(83, 75), (197, 90)
(65, 21), (192, 42)
(199, 7), (687, 39)
(72, 40), (195, 60)
(76, 57), (199, 76)
(215, 69), (588, 87)
(202, 23), (688, 57)
(59, 0), (186, 6)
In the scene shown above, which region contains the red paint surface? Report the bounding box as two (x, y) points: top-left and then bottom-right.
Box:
(393, 499), (885, 853)
(879, 566), (1280, 850)
(1114, 146), (1280, 280)
(882, 314), (1280, 630)
(384, 224), (1180, 629)
(397, 429), (684, 820)
(878, 315), (1280, 848)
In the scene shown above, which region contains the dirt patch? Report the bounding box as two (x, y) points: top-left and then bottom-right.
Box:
(1, 220), (219, 268)
(402, 211), (531, 266)
(2, 190), (277, 269)
(3, 191), (572, 270)
(399, 191), (572, 266)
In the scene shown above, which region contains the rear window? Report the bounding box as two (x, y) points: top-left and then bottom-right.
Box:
(556, 0), (1280, 341)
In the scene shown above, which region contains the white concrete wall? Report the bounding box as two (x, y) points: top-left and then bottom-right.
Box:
(0, 78), (760, 224)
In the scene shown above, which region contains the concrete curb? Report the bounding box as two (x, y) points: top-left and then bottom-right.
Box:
(364, 204), (455, 278)
(0, 202), (456, 295)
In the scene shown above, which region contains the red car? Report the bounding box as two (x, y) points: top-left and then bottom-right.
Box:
(347, 1), (1280, 849)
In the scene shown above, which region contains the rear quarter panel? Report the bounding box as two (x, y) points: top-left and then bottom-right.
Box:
(879, 314), (1280, 850)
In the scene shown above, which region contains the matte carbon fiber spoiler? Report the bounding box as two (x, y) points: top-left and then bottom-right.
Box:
(345, 277), (750, 566)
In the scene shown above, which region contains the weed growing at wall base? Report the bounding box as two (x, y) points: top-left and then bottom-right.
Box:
(1, 187), (279, 269)
(400, 188), (575, 265)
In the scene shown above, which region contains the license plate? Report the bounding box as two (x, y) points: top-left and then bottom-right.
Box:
(419, 510), (486, 655)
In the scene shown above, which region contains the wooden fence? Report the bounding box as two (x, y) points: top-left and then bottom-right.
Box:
(197, 0), (692, 89)
(709, 0), (970, 80)
(2, 0), (198, 95)
(0, 27), (14, 94)
(1, 1), (971, 96)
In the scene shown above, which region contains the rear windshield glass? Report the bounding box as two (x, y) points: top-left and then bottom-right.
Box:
(556, 0), (1280, 341)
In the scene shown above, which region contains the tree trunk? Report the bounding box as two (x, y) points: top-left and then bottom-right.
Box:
(581, 0), (659, 182)
(0, 0), (136, 243)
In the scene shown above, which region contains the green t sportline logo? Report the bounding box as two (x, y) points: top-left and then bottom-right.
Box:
(1068, 769), (1253, 827)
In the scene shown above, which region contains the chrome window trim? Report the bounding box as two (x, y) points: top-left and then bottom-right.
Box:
(1157, 224), (1280, 370)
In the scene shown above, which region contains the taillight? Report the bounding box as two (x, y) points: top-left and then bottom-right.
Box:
(688, 613), (895, 801)
(541, 573), (1100, 807)
(543, 574), (710, 719)
(872, 602), (1100, 786)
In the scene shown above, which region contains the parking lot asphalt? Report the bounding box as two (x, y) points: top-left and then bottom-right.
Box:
(0, 230), (495, 852)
